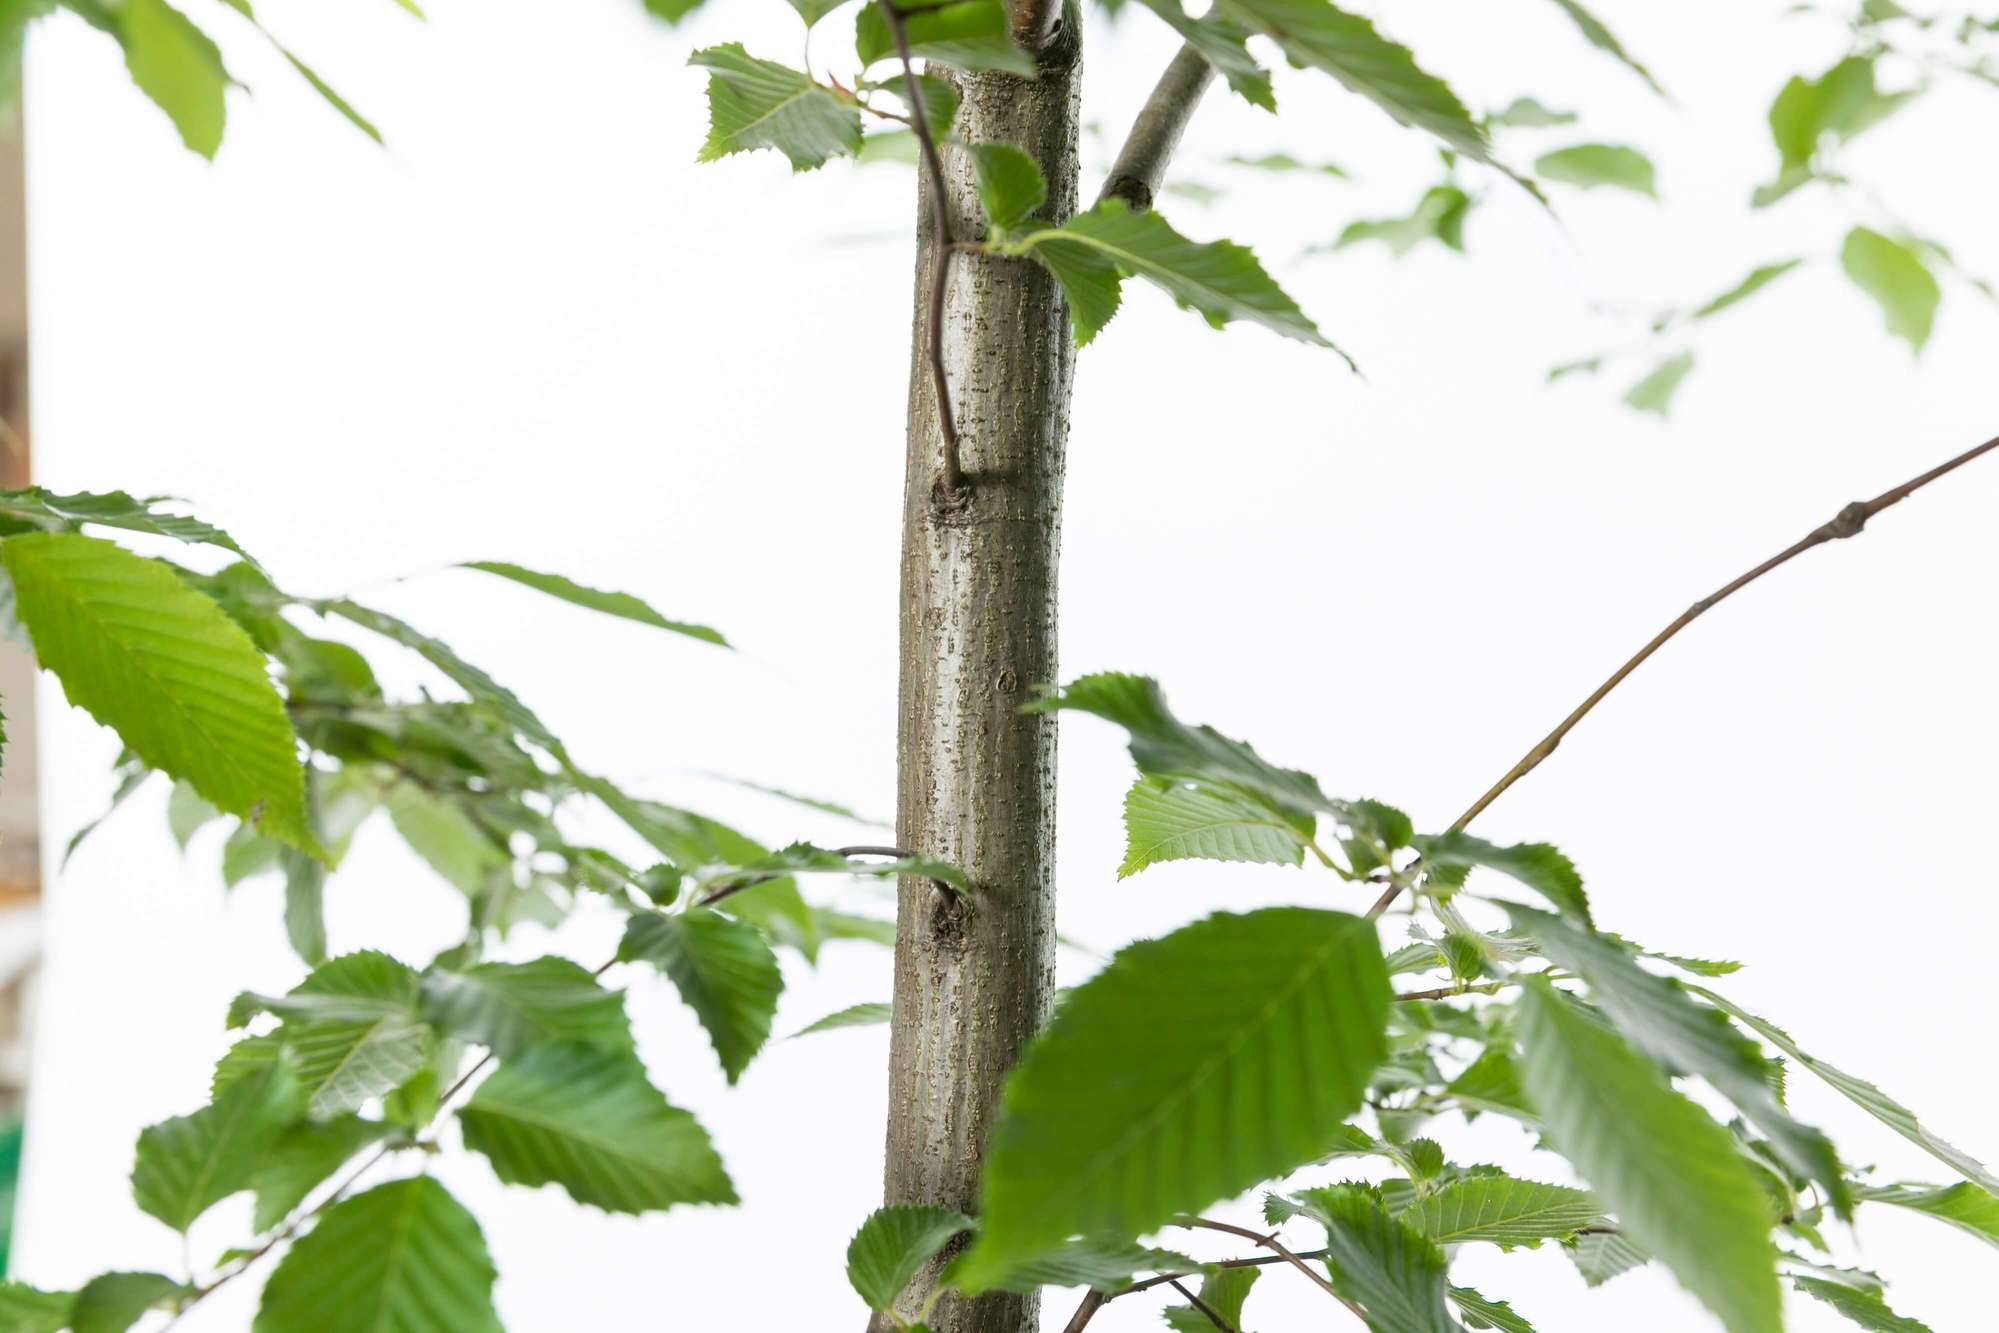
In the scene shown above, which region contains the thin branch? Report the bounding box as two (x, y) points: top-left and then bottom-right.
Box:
(1368, 432), (1999, 919)
(1167, 1278), (1236, 1332)
(693, 844), (920, 909)
(1062, 1248), (1339, 1332)
(876, 0), (966, 495)
(1170, 1216), (1365, 1321)
(1100, 43), (1216, 211)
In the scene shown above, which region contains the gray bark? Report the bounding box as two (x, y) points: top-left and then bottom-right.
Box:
(880, 28), (1083, 1333)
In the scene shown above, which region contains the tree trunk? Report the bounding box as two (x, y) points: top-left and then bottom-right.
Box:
(880, 27), (1083, 1333)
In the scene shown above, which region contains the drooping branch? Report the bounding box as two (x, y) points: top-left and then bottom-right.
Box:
(1368, 431), (1999, 919)
(1100, 43), (1216, 211)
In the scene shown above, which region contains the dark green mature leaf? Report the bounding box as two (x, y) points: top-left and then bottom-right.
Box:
(0, 1281), (73, 1333)
(1131, 0), (1273, 110)
(1119, 779), (1308, 878)
(855, 0), (1036, 77)
(1216, 0), (1489, 160)
(1510, 906), (1846, 1215)
(954, 907), (1388, 1291)
(619, 910), (782, 1082)
(1692, 261), (1802, 320)
(791, 1000), (892, 1036)
(460, 561), (726, 646)
(1840, 227), (1938, 352)
(133, 1058), (304, 1232)
(1335, 185), (1472, 256)
(1535, 143), (1656, 198)
(1622, 350), (1695, 416)
(1693, 987), (1999, 1196)
(1514, 979), (1780, 1333)
(1450, 1286), (1537, 1332)
(1446, 1048), (1535, 1121)
(1855, 1181), (1999, 1249)
(862, 72), (958, 141)
(1302, 1185), (1456, 1333)
(254, 1177), (502, 1333)
(1016, 203), (1335, 350)
(846, 1205), (973, 1311)
(1412, 831), (1587, 920)
(1399, 1174), (1601, 1249)
(1164, 1267), (1259, 1332)
(954, 1240), (1201, 1294)
(969, 142), (1047, 232)
(690, 44), (861, 171)
(1791, 1276), (1933, 1332)
(1030, 236), (1123, 346)
(230, 951), (431, 1119)
(1546, 0), (1664, 95)
(459, 1043), (736, 1213)
(69, 1273), (189, 1333)
(115, 0), (229, 157)
(4, 533), (318, 857)
(421, 957), (634, 1059)
(250, 1115), (395, 1233)
(0, 488), (250, 557)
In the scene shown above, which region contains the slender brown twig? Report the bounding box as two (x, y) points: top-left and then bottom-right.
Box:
(1062, 1246), (1341, 1332)
(694, 844), (920, 909)
(1167, 1277), (1236, 1332)
(1171, 1216), (1364, 1320)
(1367, 432), (1999, 920)
(875, 0), (966, 495)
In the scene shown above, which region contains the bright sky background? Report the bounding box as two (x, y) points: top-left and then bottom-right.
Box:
(15, 0), (1999, 1328)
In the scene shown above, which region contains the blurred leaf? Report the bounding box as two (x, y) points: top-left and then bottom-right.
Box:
(855, 0), (1037, 77)
(1164, 1267), (1259, 1332)
(619, 910), (782, 1082)
(1791, 1276), (1933, 1331)
(115, 0), (230, 157)
(1534, 143), (1656, 197)
(787, 0), (856, 28)
(1487, 96), (1575, 128)
(1840, 227), (1939, 351)
(70, 1273), (189, 1333)
(460, 561), (726, 646)
(1621, 350), (1695, 417)
(951, 1239), (1200, 1294)
(790, 1000), (891, 1036)
(250, 1115), (395, 1233)
(1336, 185), (1472, 256)
(1691, 260), (1802, 320)
(0, 488), (249, 557)
(1854, 1181), (1999, 1249)
(1132, 0), (1273, 110)
(1546, 0), (1664, 95)
(969, 142), (1047, 231)
(133, 1058), (304, 1232)
(420, 957), (635, 1059)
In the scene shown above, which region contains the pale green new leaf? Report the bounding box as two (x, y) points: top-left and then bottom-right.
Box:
(1335, 185), (1472, 256)
(132, 1058), (304, 1232)
(787, 0), (854, 29)
(1450, 1286), (1538, 1332)
(854, 0), (1036, 77)
(969, 142), (1047, 232)
(1546, 0), (1664, 95)
(1017, 203), (1334, 350)
(116, 0), (230, 157)
(618, 909), (782, 1083)
(1535, 143), (1656, 198)
(1119, 779), (1308, 878)
(1215, 0), (1489, 160)
(1514, 978), (1780, 1333)
(1791, 1276), (1933, 1332)
(458, 1043), (736, 1212)
(690, 43), (861, 171)
(460, 561), (726, 646)
(253, 1178), (502, 1333)
(1854, 1181), (1999, 1250)
(1692, 261), (1802, 320)
(954, 907), (1388, 1290)
(1398, 1174), (1602, 1249)
(420, 957), (635, 1059)
(846, 1205), (973, 1311)
(3, 533), (318, 857)
(1692, 987), (1999, 1196)
(790, 1000), (891, 1036)
(70, 1273), (189, 1333)
(1840, 227), (1938, 352)
(1303, 1185), (1456, 1333)
(1622, 350), (1695, 416)
(1164, 1267), (1259, 1332)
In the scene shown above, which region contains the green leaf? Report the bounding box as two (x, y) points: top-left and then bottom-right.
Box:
(1692, 987), (1999, 1196)
(0, 488), (249, 557)
(954, 907), (1388, 1291)
(1621, 349), (1695, 416)
(1399, 1174), (1602, 1248)
(4, 533), (318, 857)
(133, 1057), (305, 1232)
(458, 1042), (736, 1213)
(253, 1177), (502, 1333)
(1691, 260), (1802, 320)
(69, 1273), (189, 1333)
(1840, 227), (1939, 352)
(1016, 201), (1334, 350)
(1335, 185), (1472, 256)
(459, 561), (726, 646)
(1854, 1181), (1999, 1249)
(1508, 906), (1847, 1215)
(787, 0), (855, 29)
(1131, 0), (1274, 111)
(1791, 1276), (1933, 1332)
(854, 0), (1037, 77)
(1214, 0), (1490, 160)
(846, 1205), (973, 1311)
(115, 0), (229, 157)
(1302, 1185), (1456, 1333)
(231, 951), (431, 1119)
(1450, 1285), (1538, 1333)
(0, 1282), (73, 1333)
(951, 1240), (1201, 1294)
(643, 0), (705, 20)
(280, 843), (327, 965)
(702, 840), (970, 893)
(618, 910), (783, 1083)
(1165, 1267), (1259, 1332)
(689, 43), (861, 171)
(1029, 234), (1123, 346)
(862, 71), (957, 140)
(1514, 978), (1780, 1333)
(1225, 151), (1349, 176)
(1411, 831), (1587, 921)
(325, 599), (556, 747)
(250, 1114), (395, 1233)
(420, 957), (635, 1059)
(1119, 779), (1308, 878)
(1487, 96), (1576, 128)
(273, 48), (380, 143)
(1546, 0), (1664, 95)
(384, 786), (506, 896)
(969, 142), (1047, 232)
(1534, 143), (1656, 198)
(791, 1001), (892, 1037)
(1567, 1229), (1649, 1286)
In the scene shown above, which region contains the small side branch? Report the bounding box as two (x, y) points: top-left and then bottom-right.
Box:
(1368, 431), (1999, 919)
(1166, 1278), (1236, 1332)
(1100, 43), (1215, 211)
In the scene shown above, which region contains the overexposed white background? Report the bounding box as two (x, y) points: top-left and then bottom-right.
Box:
(16, 0), (1999, 1328)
